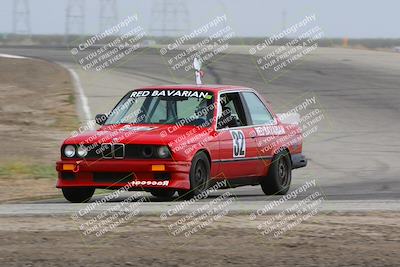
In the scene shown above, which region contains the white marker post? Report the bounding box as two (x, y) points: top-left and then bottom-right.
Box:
(193, 57), (204, 85)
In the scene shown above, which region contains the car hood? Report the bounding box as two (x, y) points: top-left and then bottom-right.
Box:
(64, 124), (213, 146)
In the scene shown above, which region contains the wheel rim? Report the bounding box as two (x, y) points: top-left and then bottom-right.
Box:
(278, 157), (289, 187)
(194, 160), (207, 190)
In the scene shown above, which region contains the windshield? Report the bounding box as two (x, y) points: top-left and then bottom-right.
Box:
(105, 89), (215, 126)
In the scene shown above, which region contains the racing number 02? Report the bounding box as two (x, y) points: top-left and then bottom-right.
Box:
(230, 130), (246, 158)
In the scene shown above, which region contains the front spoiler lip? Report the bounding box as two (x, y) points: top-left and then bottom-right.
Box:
(56, 159), (190, 172)
(56, 159), (191, 190)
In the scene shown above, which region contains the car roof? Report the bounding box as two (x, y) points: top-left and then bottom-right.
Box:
(138, 84), (253, 93)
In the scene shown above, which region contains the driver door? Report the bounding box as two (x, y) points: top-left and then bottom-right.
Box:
(216, 92), (263, 179)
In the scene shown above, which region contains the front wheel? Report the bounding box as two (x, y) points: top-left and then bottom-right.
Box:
(261, 151), (292, 195)
(62, 187), (95, 203)
(178, 152), (210, 199)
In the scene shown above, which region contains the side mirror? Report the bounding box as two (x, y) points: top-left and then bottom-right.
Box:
(95, 113), (108, 125)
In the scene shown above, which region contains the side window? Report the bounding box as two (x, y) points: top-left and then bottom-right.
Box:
(242, 92), (274, 125)
(217, 92), (247, 129)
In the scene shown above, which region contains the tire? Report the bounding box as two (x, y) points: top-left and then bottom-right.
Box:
(261, 151), (292, 195)
(62, 187), (95, 203)
(178, 152), (210, 199)
(150, 189), (176, 200)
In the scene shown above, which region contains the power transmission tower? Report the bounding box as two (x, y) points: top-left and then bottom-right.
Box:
(99, 0), (118, 32)
(13, 0), (31, 35)
(149, 0), (190, 36)
(65, 0), (85, 42)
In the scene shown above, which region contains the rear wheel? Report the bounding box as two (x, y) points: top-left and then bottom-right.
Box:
(62, 187), (95, 203)
(261, 151), (292, 195)
(150, 189), (176, 200)
(178, 152), (210, 199)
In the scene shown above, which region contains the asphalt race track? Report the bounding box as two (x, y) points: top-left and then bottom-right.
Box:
(1, 46), (399, 206)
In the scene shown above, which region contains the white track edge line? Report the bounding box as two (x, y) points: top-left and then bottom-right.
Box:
(59, 64), (92, 125)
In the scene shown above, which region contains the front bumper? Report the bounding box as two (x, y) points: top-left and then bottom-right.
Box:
(56, 159), (191, 190)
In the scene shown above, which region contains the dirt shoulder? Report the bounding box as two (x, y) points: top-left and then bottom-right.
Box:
(0, 57), (78, 202)
(0, 212), (398, 266)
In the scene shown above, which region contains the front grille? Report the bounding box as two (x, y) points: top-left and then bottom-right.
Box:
(62, 144), (170, 159)
(101, 144), (113, 158)
(154, 173), (171, 180)
(93, 172), (133, 183)
(86, 143), (102, 158)
(113, 144), (125, 158)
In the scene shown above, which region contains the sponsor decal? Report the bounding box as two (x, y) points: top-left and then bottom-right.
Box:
(120, 125), (157, 132)
(131, 180), (169, 186)
(255, 125), (285, 136)
(130, 90), (211, 99)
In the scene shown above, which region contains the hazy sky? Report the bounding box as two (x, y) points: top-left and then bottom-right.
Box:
(1, 0), (399, 38)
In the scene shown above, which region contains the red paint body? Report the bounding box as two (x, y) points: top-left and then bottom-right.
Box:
(56, 85), (305, 191)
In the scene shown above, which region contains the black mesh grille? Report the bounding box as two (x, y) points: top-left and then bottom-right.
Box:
(93, 172), (133, 183)
(61, 172), (75, 180)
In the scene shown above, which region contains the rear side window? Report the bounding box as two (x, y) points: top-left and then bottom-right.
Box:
(242, 92), (274, 125)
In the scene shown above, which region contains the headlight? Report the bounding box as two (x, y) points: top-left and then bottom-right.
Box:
(77, 146), (88, 157)
(64, 145), (76, 158)
(157, 146), (170, 158)
(142, 146), (154, 158)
